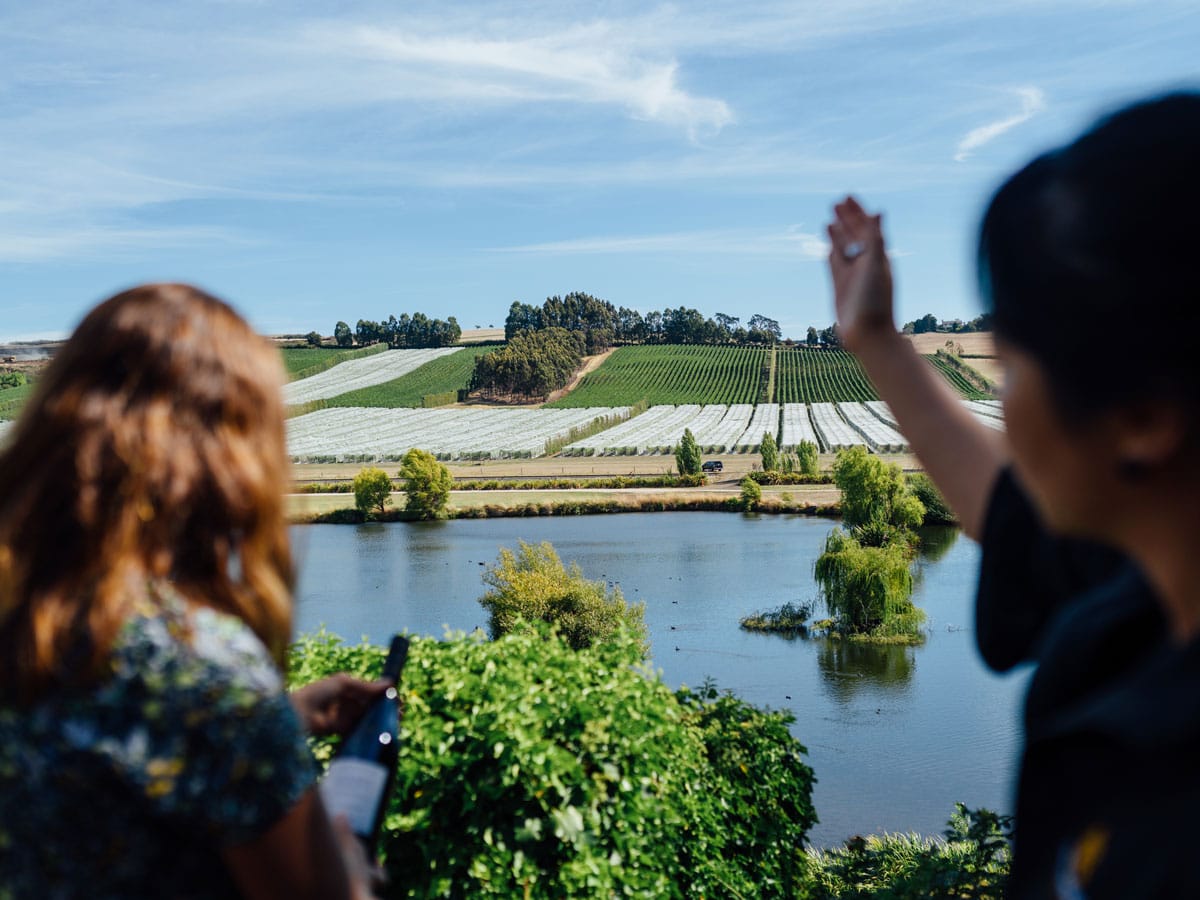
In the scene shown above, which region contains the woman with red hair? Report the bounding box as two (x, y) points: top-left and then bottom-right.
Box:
(0, 284), (381, 898)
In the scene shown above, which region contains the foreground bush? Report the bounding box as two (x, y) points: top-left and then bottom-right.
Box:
(288, 626), (817, 899)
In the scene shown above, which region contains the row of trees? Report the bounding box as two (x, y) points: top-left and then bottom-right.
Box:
(325, 312), (463, 349)
(505, 293), (784, 349)
(469, 327), (585, 401)
(760, 433), (819, 476)
(902, 312), (993, 335)
(352, 449), (454, 520)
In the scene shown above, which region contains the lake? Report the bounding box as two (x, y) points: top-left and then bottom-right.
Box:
(291, 511), (1030, 847)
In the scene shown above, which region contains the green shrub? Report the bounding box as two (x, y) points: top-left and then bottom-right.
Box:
(740, 602), (812, 635)
(833, 447), (924, 530)
(288, 626), (817, 899)
(674, 428), (702, 476)
(797, 440), (820, 476)
(748, 471), (835, 486)
(739, 476), (762, 511)
(907, 473), (956, 526)
(479, 541), (647, 651)
(353, 466), (393, 518)
(761, 431), (779, 472)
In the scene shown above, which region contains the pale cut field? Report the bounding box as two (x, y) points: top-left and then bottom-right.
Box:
(965, 357), (1004, 384)
(906, 331), (1002, 387)
(458, 328), (506, 343)
(905, 332), (995, 356)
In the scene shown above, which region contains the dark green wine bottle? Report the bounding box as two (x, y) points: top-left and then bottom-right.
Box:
(319, 634), (409, 855)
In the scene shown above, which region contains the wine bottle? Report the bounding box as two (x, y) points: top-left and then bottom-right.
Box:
(319, 634), (409, 855)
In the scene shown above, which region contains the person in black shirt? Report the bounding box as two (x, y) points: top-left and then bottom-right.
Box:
(825, 92), (1200, 898)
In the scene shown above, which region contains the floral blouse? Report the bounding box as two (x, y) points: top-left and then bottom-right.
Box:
(0, 586), (316, 899)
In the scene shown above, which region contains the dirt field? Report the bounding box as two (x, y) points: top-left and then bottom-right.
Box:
(905, 332), (995, 356)
(458, 328), (506, 344)
(963, 356), (1004, 384)
(544, 349), (614, 403)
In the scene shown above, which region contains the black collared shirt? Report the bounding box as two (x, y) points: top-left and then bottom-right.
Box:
(977, 469), (1200, 899)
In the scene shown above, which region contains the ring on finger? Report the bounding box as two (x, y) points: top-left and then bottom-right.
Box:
(842, 241), (866, 261)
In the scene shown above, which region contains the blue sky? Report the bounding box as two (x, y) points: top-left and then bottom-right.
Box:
(2, 1), (1197, 340)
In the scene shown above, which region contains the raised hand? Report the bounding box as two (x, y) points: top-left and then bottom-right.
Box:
(826, 196), (896, 351)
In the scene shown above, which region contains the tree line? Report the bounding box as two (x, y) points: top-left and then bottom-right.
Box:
(902, 312), (993, 335)
(322, 312), (462, 349)
(505, 292), (784, 350)
(469, 327), (584, 401)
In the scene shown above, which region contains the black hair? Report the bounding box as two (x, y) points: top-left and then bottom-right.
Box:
(978, 91), (1200, 423)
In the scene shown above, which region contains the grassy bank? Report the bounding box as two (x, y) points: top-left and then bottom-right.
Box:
(289, 488), (841, 523)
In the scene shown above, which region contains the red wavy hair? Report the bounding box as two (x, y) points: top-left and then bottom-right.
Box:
(0, 284), (294, 702)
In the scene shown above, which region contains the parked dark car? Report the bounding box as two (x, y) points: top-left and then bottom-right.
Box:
(701, 460), (723, 473)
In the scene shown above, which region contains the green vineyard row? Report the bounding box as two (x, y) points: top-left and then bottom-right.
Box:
(550, 345), (900, 407)
(545, 345), (766, 408)
(279, 343), (386, 380)
(922, 354), (992, 401)
(290, 346), (498, 412)
(289, 344), (990, 411)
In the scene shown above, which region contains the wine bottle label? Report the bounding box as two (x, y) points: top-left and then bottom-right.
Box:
(320, 758), (389, 836)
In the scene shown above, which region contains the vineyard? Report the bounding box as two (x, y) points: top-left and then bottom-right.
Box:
(545, 345), (765, 408)
(287, 406), (627, 461)
(774, 347), (878, 403)
(300, 346), (497, 410)
(279, 344), (385, 380)
(547, 345), (904, 408)
(283, 348), (461, 405)
(924, 354), (992, 400)
(281, 395), (1011, 459)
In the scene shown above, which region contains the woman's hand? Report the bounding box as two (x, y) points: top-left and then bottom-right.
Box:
(826, 196), (896, 351)
(290, 674), (392, 737)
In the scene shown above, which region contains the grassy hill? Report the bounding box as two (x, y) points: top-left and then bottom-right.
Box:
(0, 381), (35, 421)
(289, 345), (498, 411)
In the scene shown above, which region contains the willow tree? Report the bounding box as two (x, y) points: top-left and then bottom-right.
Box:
(814, 529), (923, 640)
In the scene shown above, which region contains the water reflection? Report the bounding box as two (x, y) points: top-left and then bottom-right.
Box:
(292, 512), (1022, 845)
(916, 525), (959, 563)
(816, 639), (916, 703)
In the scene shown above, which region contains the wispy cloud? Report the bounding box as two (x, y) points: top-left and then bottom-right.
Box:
(305, 21), (734, 138)
(954, 86), (1046, 162)
(0, 225), (250, 263)
(489, 226), (828, 258)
